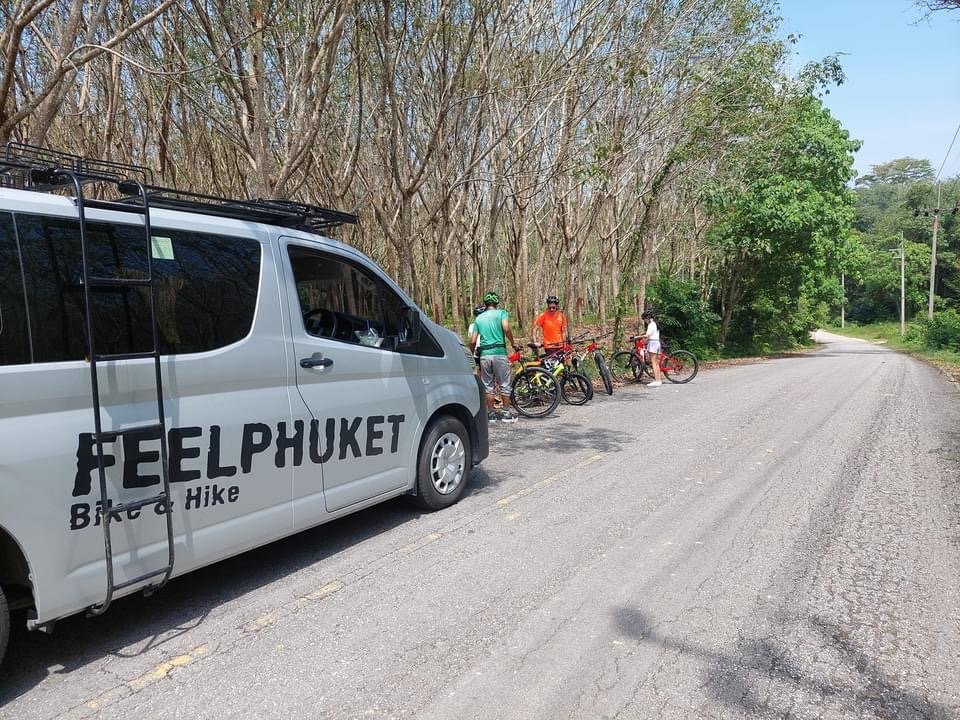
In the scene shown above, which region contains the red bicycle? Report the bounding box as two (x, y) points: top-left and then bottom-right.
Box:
(569, 334), (614, 395)
(610, 336), (698, 384)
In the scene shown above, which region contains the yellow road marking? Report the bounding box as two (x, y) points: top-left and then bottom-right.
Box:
(304, 581), (344, 601)
(127, 644), (209, 692)
(497, 452), (605, 506)
(243, 613), (275, 633)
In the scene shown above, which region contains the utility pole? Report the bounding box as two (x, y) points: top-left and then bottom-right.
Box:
(915, 188), (958, 319)
(899, 232), (905, 337)
(928, 183), (940, 319)
(840, 271), (845, 328)
(889, 237), (906, 336)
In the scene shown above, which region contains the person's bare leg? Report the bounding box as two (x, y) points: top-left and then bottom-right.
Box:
(651, 352), (662, 382)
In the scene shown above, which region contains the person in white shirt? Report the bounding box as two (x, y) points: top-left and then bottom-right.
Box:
(641, 310), (663, 387)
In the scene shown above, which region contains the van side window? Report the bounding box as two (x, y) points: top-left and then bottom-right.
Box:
(288, 246), (406, 350)
(14, 213), (261, 362)
(0, 211), (31, 365)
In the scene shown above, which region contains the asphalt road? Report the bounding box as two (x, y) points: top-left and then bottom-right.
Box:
(2, 331), (959, 720)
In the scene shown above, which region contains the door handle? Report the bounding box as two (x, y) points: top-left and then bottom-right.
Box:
(300, 353), (334, 369)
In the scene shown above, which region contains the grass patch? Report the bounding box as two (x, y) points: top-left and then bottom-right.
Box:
(824, 323), (960, 383)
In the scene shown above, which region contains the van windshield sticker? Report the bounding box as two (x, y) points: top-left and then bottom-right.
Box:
(150, 235), (175, 260)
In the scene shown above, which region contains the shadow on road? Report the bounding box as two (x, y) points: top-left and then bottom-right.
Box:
(805, 349), (894, 357)
(490, 420), (626, 459)
(463, 465), (522, 496)
(0, 486), (482, 705)
(610, 606), (952, 719)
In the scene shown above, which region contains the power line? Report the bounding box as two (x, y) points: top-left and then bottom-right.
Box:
(935, 119), (960, 181)
(914, 119), (960, 321)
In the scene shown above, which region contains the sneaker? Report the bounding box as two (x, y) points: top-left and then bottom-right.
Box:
(647, 380), (663, 387)
(499, 409), (518, 424)
(487, 411), (498, 424)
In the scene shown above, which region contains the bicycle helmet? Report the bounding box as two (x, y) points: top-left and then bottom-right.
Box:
(641, 309), (655, 319)
(473, 304), (485, 317)
(545, 294), (560, 306)
(483, 291), (500, 306)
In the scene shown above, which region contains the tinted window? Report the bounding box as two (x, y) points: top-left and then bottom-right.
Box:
(0, 212), (30, 365)
(15, 214), (261, 362)
(289, 246), (399, 347)
(287, 245), (443, 357)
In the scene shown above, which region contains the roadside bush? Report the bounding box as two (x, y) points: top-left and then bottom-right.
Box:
(903, 320), (927, 345)
(925, 309), (960, 351)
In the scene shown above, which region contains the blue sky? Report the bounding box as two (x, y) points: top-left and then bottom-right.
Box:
(777, 0), (960, 179)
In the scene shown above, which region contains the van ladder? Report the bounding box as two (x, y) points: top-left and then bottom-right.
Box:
(50, 169), (176, 616)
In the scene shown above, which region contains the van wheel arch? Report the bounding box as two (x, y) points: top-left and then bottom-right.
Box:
(0, 525), (33, 667)
(0, 525), (34, 611)
(423, 404), (476, 464)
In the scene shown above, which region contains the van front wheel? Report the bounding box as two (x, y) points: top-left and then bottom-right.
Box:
(411, 416), (471, 511)
(0, 585), (9, 668)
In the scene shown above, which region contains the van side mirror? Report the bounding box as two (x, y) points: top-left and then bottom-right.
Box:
(397, 307), (422, 348)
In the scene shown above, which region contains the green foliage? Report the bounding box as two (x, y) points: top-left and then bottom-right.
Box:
(844, 232), (930, 323)
(846, 158), (960, 324)
(705, 95), (859, 349)
(855, 158), (934, 187)
(921, 310), (960, 351)
(903, 320), (927, 344)
(646, 276), (719, 355)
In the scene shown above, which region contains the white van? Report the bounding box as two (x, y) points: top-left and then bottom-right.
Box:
(0, 145), (488, 665)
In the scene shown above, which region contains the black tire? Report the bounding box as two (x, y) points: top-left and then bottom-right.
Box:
(594, 352), (613, 395)
(560, 372), (591, 405)
(0, 585), (9, 670)
(662, 350), (699, 384)
(409, 416), (471, 511)
(610, 351), (641, 382)
(570, 354), (582, 373)
(510, 367), (561, 418)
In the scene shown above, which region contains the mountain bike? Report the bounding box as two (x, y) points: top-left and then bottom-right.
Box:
(507, 349), (562, 418)
(533, 343), (593, 405)
(610, 336), (699, 384)
(570, 333), (613, 395)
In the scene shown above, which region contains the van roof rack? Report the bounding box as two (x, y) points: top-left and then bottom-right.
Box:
(0, 143), (357, 231)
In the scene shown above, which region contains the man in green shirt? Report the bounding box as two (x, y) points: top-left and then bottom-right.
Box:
(470, 291), (520, 424)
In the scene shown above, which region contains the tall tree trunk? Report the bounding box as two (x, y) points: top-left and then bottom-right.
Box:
(448, 239), (462, 330)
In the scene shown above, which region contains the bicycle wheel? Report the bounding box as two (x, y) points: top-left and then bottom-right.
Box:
(583, 370), (594, 400)
(560, 372), (591, 405)
(662, 350), (699, 384)
(610, 351), (641, 382)
(643, 360), (655, 380)
(594, 352), (613, 395)
(510, 367), (561, 418)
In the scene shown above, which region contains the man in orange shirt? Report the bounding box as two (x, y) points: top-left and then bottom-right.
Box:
(534, 294), (568, 353)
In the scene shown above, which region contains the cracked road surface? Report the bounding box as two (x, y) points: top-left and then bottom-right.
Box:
(2, 331), (959, 719)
